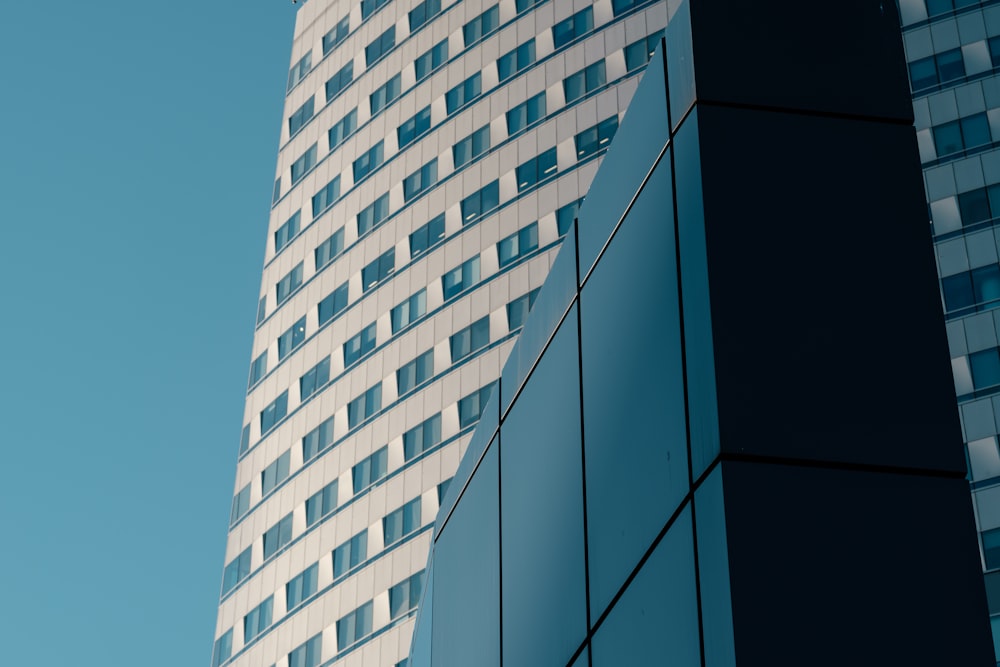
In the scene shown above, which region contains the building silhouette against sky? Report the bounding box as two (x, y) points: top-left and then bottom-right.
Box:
(209, 0), (668, 665)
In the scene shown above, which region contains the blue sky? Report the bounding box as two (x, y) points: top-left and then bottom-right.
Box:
(0, 3), (296, 664)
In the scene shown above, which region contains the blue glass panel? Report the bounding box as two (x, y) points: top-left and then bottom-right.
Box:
(500, 227), (577, 413)
(581, 156), (689, 617)
(432, 444), (500, 667)
(576, 45), (668, 280)
(694, 466), (736, 667)
(591, 507), (700, 667)
(673, 111), (720, 479)
(501, 309), (586, 667)
(436, 390), (499, 535)
(666, 6), (695, 129)
(409, 565), (433, 667)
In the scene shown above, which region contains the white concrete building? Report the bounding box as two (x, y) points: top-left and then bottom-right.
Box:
(210, 1), (668, 665)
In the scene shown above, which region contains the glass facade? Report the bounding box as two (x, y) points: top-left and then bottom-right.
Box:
(407, 7), (995, 665)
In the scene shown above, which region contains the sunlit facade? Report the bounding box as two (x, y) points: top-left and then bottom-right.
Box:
(209, 1), (668, 666)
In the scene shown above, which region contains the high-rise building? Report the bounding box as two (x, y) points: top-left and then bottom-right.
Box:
(209, 1), (668, 666)
(900, 2), (1000, 656)
(404, 3), (996, 664)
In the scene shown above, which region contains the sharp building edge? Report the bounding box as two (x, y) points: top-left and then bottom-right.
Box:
(209, 0), (668, 665)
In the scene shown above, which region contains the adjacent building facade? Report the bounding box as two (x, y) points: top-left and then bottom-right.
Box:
(209, 0), (668, 666)
(406, 3), (996, 664)
(901, 2), (1000, 655)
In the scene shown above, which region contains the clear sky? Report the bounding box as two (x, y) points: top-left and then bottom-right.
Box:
(0, 3), (297, 665)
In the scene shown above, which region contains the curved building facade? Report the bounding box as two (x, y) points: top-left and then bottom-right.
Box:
(209, 1), (668, 666)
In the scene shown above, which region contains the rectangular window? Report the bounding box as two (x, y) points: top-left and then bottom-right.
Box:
(611, 0), (639, 17)
(240, 424), (251, 455)
(516, 147), (558, 191)
(984, 527), (1000, 569)
(371, 74), (402, 114)
(557, 197), (584, 236)
(357, 192), (391, 236)
(958, 187), (992, 226)
(275, 211), (301, 254)
(398, 106), (432, 149)
(366, 27), (396, 66)
(362, 248), (395, 292)
(933, 112), (992, 157)
(315, 227), (345, 270)
(389, 571), (425, 620)
(333, 530), (368, 578)
(276, 262), (304, 305)
(337, 602), (374, 651)
(323, 16), (350, 55)
(391, 289), (427, 333)
(403, 413), (442, 460)
(909, 48), (965, 91)
(507, 288), (540, 330)
(249, 350), (267, 387)
(458, 382), (495, 428)
(403, 159), (438, 202)
(564, 61), (607, 104)
(344, 322), (375, 368)
(460, 181), (500, 224)
(328, 108), (358, 153)
(277, 317), (307, 360)
(300, 357), (331, 401)
(302, 416), (335, 462)
(353, 446), (389, 493)
(498, 39), (536, 82)
(446, 73), (483, 114)
(409, 214), (445, 258)
(326, 62), (354, 102)
(222, 547), (252, 595)
(398, 350), (434, 395)
(415, 39), (448, 81)
(409, 0), (442, 31)
(516, 0), (546, 12)
(506, 92), (546, 134)
(273, 177), (282, 205)
(289, 633), (322, 667)
(498, 222), (539, 268)
(305, 480), (338, 526)
(262, 451), (291, 495)
(317, 281), (350, 325)
(453, 125), (490, 168)
(442, 255), (481, 300)
(463, 5), (499, 46)
(552, 7), (593, 49)
(212, 630), (233, 667)
(361, 0), (391, 19)
(288, 51), (313, 91)
(971, 348), (1000, 389)
(260, 391), (289, 433)
(625, 32), (662, 72)
(450, 316), (490, 363)
(384, 497), (421, 546)
(312, 176), (341, 217)
(286, 563), (319, 610)
(231, 484), (251, 525)
(438, 477), (452, 503)
(575, 116), (619, 160)
(256, 297), (267, 326)
(290, 144), (317, 185)
(353, 141), (384, 181)
(348, 383), (382, 428)
(289, 97), (315, 136)
(344, 322), (377, 366)
(244, 596), (273, 644)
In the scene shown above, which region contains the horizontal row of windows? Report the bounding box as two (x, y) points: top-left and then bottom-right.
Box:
(275, 8), (658, 204)
(222, 490), (431, 600)
(908, 37), (1000, 94)
(261, 114), (612, 328)
(927, 111), (995, 162)
(215, 543), (429, 666)
(941, 262), (1000, 317)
